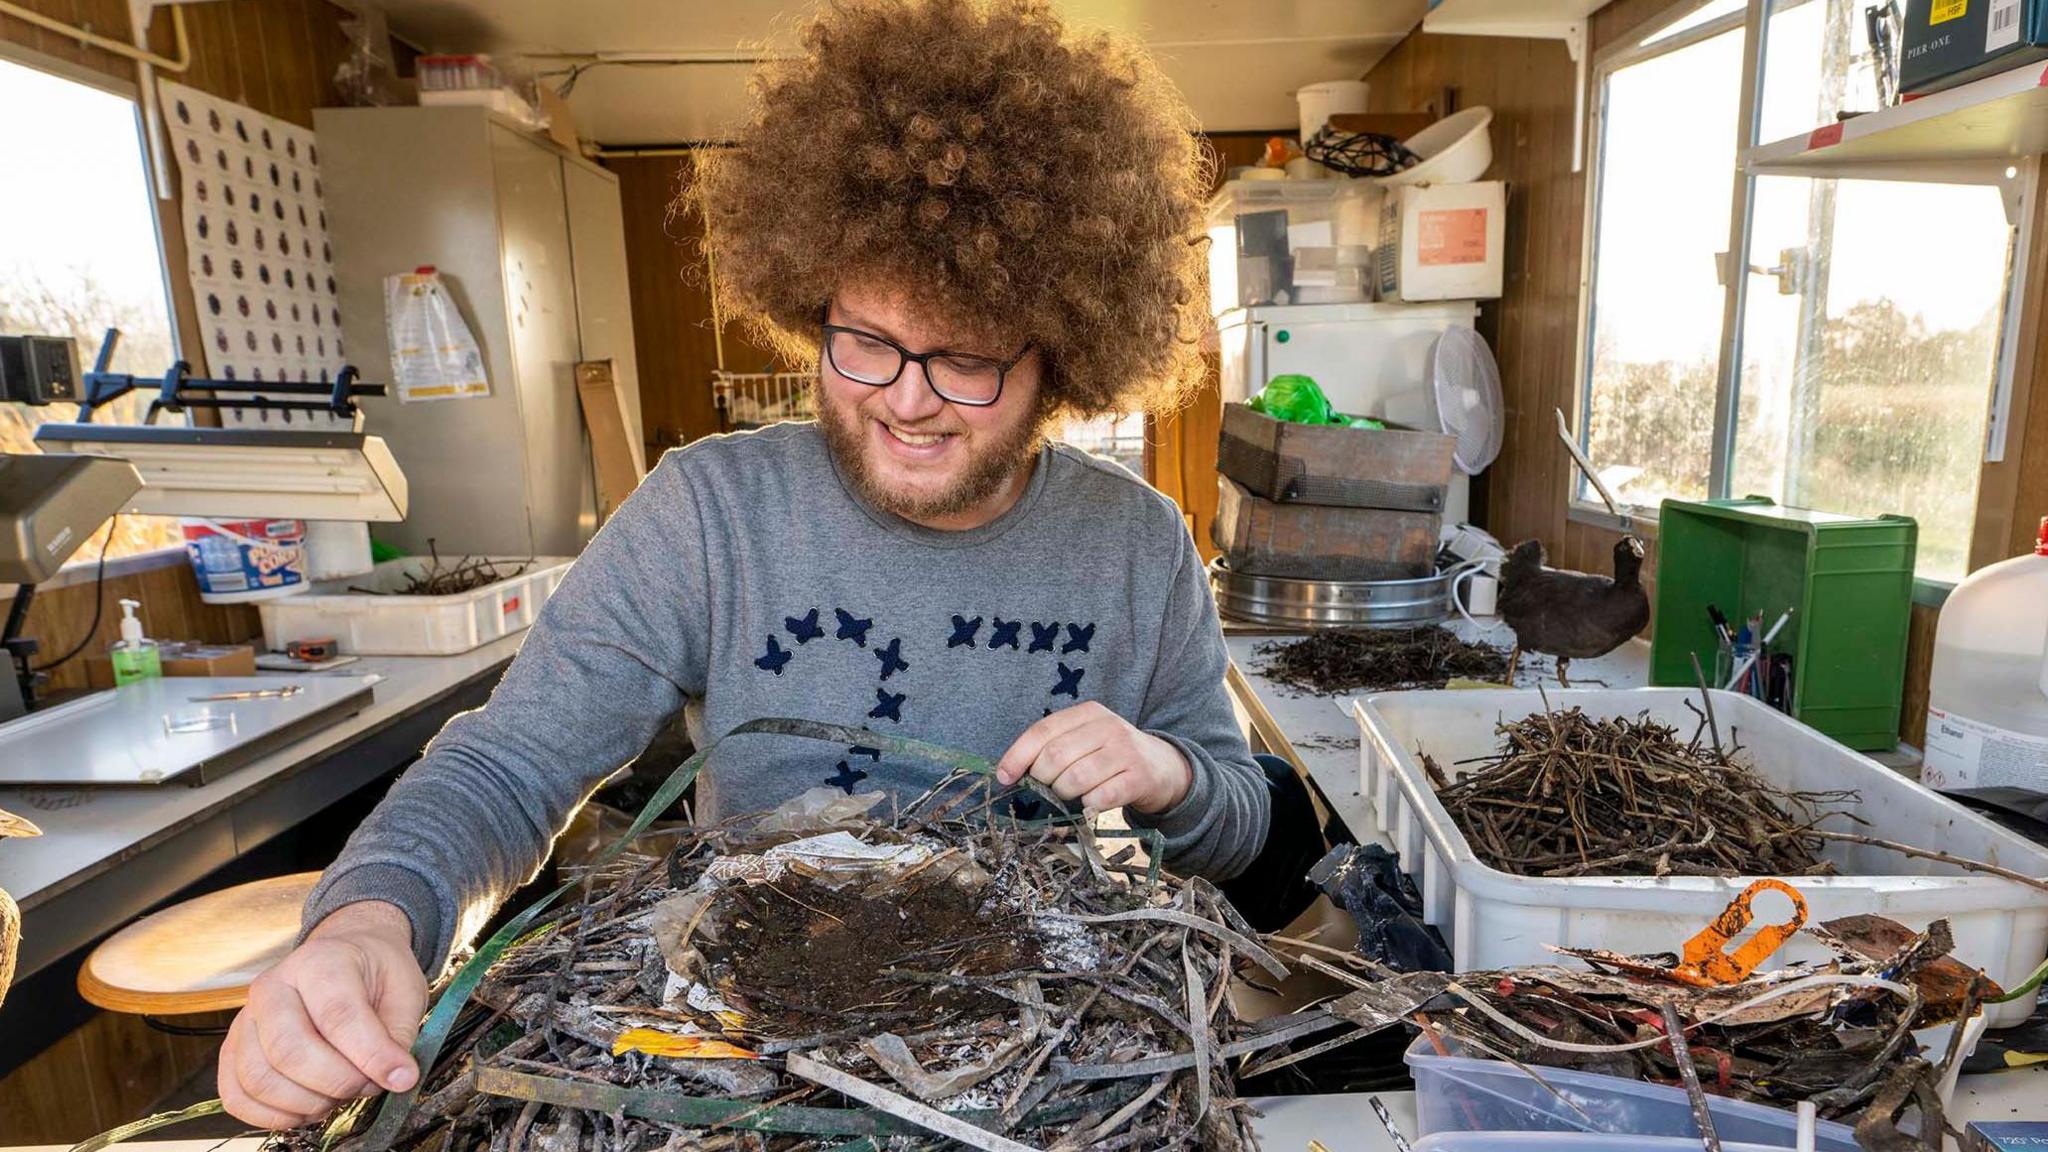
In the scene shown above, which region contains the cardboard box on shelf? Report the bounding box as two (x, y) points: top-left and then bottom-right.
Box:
(1375, 181), (1506, 303)
(1900, 0), (2048, 94)
(85, 641), (257, 690)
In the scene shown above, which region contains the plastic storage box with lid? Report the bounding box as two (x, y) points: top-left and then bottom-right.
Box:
(258, 555), (572, 656)
(1205, 178), (1380, 314)
(1922, 517), (2048, 807)
(1353, 687), (2048, 1028)
(1647, 497), (1917, 751)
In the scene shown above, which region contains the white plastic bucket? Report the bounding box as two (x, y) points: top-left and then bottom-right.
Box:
(302, 520), (375, 581)
(180, 518), (309, 604)
(1297, 80), (1369, 143)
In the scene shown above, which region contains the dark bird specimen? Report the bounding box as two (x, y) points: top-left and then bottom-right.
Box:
(1499, 536), (1649, 687)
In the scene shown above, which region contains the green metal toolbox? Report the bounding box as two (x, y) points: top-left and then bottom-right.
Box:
(1649, 498), (1918, 751)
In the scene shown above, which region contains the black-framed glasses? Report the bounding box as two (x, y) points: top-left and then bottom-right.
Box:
(820, 323), (1033, 407)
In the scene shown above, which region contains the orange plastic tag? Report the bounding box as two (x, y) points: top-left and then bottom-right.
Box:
(1671, 878), (1809, 988)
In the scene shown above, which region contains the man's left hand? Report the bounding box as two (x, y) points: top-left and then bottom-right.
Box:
(995, 702), (1192, 815)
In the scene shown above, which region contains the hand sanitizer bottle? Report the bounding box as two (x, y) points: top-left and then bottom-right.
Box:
(109, 599), (162, 686)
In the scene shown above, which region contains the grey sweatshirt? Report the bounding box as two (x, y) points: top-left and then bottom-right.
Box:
(304, 422), (1270, 970)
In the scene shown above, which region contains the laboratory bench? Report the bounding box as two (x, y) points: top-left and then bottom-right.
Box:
(0, 632), (521, 1077)
(1223, 619), (1652, 844)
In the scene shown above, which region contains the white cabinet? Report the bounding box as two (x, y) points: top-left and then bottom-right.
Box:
(315, 106), (644, 557)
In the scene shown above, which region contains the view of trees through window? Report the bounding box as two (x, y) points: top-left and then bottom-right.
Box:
(1582, 1), (2011, 583)
(0, 57), (183, 562)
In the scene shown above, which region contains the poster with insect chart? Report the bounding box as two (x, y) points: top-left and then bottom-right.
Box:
(158, 79), (345, 429)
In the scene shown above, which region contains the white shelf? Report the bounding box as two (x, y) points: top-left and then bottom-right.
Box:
(1420, 0), (1602, 41)
(1746, 60), (2048, 177)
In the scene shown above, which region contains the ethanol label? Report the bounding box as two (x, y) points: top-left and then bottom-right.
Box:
(1988, 0), (2021, 50)
(1923, 707), (2048, 792)
(1929, 0), (1966, 24)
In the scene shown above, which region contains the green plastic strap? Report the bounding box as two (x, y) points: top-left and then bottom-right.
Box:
(67, 1101), (226, 1152)
(362, 716), (1054, 1151)
(471, 1064), (1143, 1136)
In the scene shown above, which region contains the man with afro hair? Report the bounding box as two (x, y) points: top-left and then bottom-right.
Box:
(218, 0), (1303, 1128)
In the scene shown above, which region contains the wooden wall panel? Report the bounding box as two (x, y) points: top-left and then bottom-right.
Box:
(1362, 8), (1669, 578)
(602, 154), (784, 454)
(0, 1008), (227, 1144)
(1150, 132), (1286, 559)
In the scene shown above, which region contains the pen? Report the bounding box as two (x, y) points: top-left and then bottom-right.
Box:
(1722, 608), (1794, 694)
(188, 686), (303, 702)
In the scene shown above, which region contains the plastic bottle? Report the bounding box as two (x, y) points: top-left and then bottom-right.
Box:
(109, 599), (162, 687)
(1922, 518), (2048, 810)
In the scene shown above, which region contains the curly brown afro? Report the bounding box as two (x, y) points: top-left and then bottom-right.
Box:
(693, 0), (1213, 420)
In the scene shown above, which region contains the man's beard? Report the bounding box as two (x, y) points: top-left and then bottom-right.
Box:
(817, 385), (1046, 523)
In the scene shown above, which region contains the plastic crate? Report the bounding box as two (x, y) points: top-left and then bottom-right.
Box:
(257, 556), (573, 656)
(1354, 688), (2048, 1028)
(1649, 497), (1916, 751)
(1406, 1021), (1979, 1149)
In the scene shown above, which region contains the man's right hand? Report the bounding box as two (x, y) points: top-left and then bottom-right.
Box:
(218, 900), (427, 1128)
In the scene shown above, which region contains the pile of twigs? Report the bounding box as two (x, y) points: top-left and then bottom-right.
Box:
(1255, 628), (1509, 695)
(351, 540), (527, 596)
(1425, 707), (1849, 878)
(260, 719), (1299, 1152)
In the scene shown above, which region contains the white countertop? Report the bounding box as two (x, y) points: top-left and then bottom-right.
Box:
(0, 632), (523, 912)
(1225, 618), (1652, 841)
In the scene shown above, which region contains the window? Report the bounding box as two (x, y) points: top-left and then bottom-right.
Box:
(0, 55), (183, 561)
(1731, 177), (2009, 581)
(1581, 16), (1746, 508)
(1057, 413), (1148, 475)
(1576, 0), (2019, 585)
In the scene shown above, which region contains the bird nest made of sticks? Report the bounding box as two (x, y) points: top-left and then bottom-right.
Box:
(279, 776), (1293, 1152)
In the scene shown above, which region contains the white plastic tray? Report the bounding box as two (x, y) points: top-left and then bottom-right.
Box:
(1355, 688), (2048, 1028)
(257, 556), (573, 656)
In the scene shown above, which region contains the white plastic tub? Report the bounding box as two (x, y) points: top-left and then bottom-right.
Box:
(257, 555), (573, 656)
(1355, 688), (2048, 1028)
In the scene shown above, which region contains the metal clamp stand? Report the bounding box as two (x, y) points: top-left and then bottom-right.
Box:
(75, 327), (388, 425)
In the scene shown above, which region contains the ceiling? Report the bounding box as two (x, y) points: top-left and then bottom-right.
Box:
(362, 0), (1426, 144)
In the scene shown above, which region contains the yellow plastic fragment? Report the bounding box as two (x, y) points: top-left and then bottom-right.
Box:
(610, 1028), (760, 1060)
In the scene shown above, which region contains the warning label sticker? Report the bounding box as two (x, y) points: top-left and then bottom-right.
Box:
(1417, 208), (1489, 267)
(1922, 707), (2048, 793)
(1930, 0), (1967, 24)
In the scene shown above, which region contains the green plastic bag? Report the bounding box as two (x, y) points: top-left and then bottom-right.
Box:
(1249, 374), (1339, 426)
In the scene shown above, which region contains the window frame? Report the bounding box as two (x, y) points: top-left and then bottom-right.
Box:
(1569, 0), (2031, 603)
(0, 42), (190, 570)
(1573, 0), (1752, 534)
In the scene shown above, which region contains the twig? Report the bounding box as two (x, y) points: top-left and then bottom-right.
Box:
(1808, 828), (2048, 895)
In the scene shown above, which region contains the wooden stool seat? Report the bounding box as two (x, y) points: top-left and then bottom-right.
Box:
(78, 871), (320, 1015)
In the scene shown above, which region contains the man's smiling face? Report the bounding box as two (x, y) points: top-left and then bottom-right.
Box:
(815, 285), (1048, 530)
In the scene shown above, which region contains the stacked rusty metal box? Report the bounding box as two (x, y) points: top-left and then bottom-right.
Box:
(1212, 403), (1456, 581)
